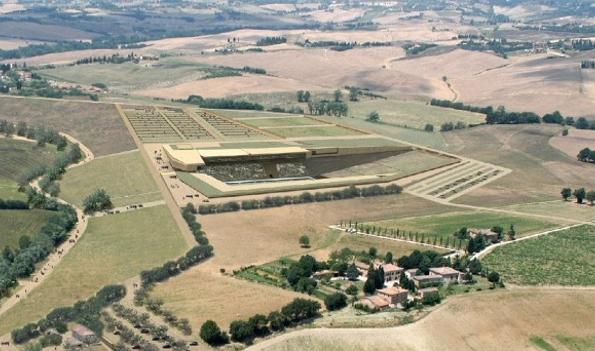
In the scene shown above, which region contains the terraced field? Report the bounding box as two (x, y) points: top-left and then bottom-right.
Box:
(407, 160), (510, 202)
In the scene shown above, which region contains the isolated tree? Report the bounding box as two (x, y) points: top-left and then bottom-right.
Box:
(348, 87), (359, 101)
(366, 111), (380, 122)
(324, 292), (347, 311)
(507, 224), (516, 241)
(577, 148), (592, 162)
(586, 190), (595, 206)
(368, 247), (377, 258)
(346, 263), (360, 281)
(199, 320), (229, 346)
(363, 277), (376, 295)
(487, 271), (500, 287)
(345, 285), (358, 305)
(333, 89), (342, 102)
(561, 187), (572, 201)
(299, 235), (310, 248)
(384, 251), (393, 264)
(424, 123), (434, 132)
(574, 187), (586, 204)
(83, 188), (112, 213)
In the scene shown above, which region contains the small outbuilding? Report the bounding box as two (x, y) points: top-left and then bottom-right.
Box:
(377, 286), (409, 306)
(72, 324), (97, 344)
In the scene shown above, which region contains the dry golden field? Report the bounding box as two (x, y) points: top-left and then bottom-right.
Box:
(549, 129), (595, 159)
(248, 288), (595, 351)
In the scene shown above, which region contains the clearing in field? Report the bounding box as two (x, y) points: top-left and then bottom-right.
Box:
(367, 210), (561, 242)
(249, 289), (595, 351)
(0, 97), (135, 156)
(0, 205), (188, 335)
(0, 177), (26, 201)
(0, 210), (56, 249)
(483, 225), (595, 286)
(59, 150), (162, 208)
(348, 99), (486, 130)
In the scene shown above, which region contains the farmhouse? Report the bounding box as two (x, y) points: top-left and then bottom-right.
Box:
(405, 268), (420, 279)
(377, 263), (403, 283)
(377, 286), (409, 306)
(360, 295), (390, 310)
(429, 267), (463, 283)
(469, 228), (500, 243)
(72, 324), (97, 344)
(411, 275), (444, 288)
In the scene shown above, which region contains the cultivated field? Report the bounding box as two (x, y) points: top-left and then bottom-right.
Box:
(0, 205), (188, 336)
(249, 289), (595, 351)
(0, 138), (61, 181)
(549, 129), (595, 159)
(483, 225), (595, 286)
(367, 210), (560, 242)
(59, 150), (162, 208)
(0, 210), (56, 249)
(266, 125), (363, 138)
(0, 97), (135, 156)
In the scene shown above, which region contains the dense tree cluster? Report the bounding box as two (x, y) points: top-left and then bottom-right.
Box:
(307, 99), (348, 117)
(363, 265), (385, 294)
(458, 38), (533, 58)
(11, 285), (126, 344)
(0, 199), (29, 210)
(282, 255), (324, 294)
(83, 189), (113, 213)
(198, 184), (403, 214)
(1, 199), (77, 297)
(577, 148), (595, 163)
(73, 52), (156, 65)
(221, 298), (321, 345)
(581, 60), (595, 69)
(296, 90), (311, 102)
(402, 42), (437, 55)
(185, 95), (264, 110)
(256, 36), (287, 46)
(396, 250), (450, 274)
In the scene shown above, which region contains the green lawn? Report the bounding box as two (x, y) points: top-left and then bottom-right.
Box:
(60, 151), (162, 207)
(0, 205), (188, 335)
(242, 117), (324, 128)
(483, 225), (595, 286)
(368, 211), (560, 242)
(268, 125), (364, 138)
(347, 99), (485, 130)
(0, 177), (26, 201)
(0, 209), (56, 249)
(0, 138), (62, 182)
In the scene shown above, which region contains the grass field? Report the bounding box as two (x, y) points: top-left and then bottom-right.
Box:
(0, 138), (62, 182)
(241, 116), (325, 128)
(35, 60), (210, 92)
(348, 99), (486, 129)
(266, 125), (363, 138)
(60, 151), (162, 207)
(367, 211), (561, 242)
(250, 289), (595, 351)
(483, 225), (595, 286)
(0, 210), (56, 249)
(503, 201), (595, 222)
(0, 177), (26, 201)
(0, 205), (188, 335)
(0, 96), (135, 156)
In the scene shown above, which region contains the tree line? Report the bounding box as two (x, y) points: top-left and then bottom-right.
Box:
(1, 188), (77, 298)
(581, 60), (595, 69)
(11, 285), (126, 344)
(256, 36), (287, 46)
(431, 99), (595, 128)
(73, 52), (157, 65)
(184, 95), (264, 110)
(200, 298), (321, 346)
(197, 184), (403, 214)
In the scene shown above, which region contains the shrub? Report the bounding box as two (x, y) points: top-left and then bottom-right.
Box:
(324, 293), (347, 311)
(199, 320), (229, 346)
